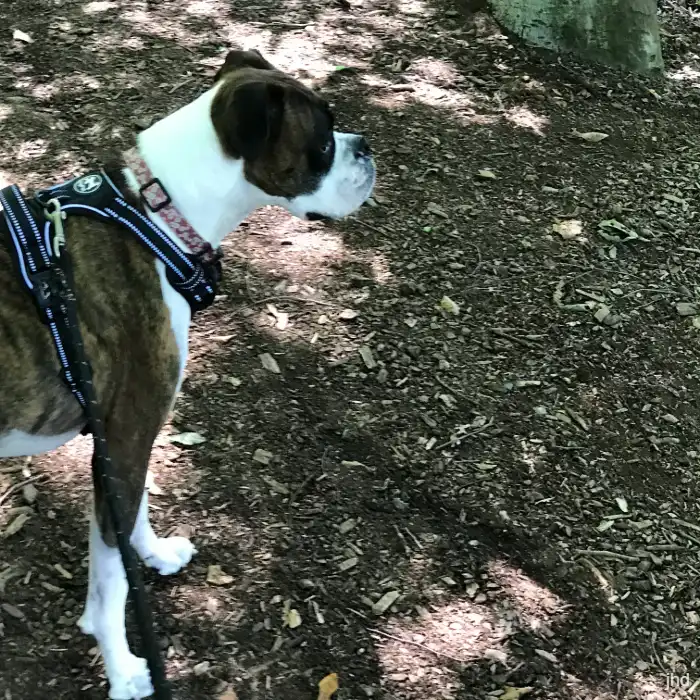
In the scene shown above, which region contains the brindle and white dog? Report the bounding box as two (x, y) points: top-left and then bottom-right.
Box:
(0, 49), (375, 698)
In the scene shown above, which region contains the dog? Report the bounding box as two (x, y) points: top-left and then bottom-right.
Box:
(0, 48), (375, 699)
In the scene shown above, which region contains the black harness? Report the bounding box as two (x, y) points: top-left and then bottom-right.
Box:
(0, 169), (224, 700)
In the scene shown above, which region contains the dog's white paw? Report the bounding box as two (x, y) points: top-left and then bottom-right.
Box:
(143, 536), (196, 576)
(108, 654), (154, 699)
(77, 605), (97, 636)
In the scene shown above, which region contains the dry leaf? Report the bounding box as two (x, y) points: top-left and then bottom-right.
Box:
(338, 309), (359, 320)
(193, 661), (210, 676)
(266, 304), (289, 330)
(477, 168), (496, 179)
(552, 219), (583, 240)
(500, 687), (534, 700)
(372, 590), (400, 615)
(2, 603), (24, 619)
(440, 296), (460, 315)
(169, 432), (206, 446)
(615, 497), (629, 513)
(359, 346), (376, 369)
(22, 483), (38, 504)
(676, 302), (699, 317)
(534, 648), (558, 663)
(253, 448), (273, 465)
(338, 518), (357, 534)
(338, 557), (358, 571)
(573, 130), (609, 142)
(262, 476), (289, 495)
(12, 29), (33, 43)
(218, 689), (239, 700)
(426, 202), (449, 218)
(318, 673), (339, 700)
(3, 513), (30, 538)
(260, 353), (281, 373)
(207, 565), (234, 585)
(284, 607), (302, 628)
(54, 563), (73, 580)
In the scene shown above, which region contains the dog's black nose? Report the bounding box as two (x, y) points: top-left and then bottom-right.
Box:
(353, 136), (372, 159)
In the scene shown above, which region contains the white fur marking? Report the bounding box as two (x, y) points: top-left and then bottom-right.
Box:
(131, 490), (196, 575)
(0, 429), (79, 458)
(78, 517), (154, 699)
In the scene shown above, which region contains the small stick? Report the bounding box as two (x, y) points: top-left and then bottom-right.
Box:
(490, 328), (539, 350)
(574, 549), (640, 562)
(369, 627), (465, 665)
(255, 295), (337, 308)
(0, 474), (45, 508)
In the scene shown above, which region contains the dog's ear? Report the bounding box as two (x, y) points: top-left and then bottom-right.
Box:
(214, 48), (277, 82)
(211, 80), (286, 161)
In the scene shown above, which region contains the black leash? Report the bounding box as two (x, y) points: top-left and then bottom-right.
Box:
(50, 211), (173, 700)
(57, 247), (172, 700)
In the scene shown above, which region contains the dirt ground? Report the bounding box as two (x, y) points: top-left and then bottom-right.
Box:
(4, 1), (700, 699)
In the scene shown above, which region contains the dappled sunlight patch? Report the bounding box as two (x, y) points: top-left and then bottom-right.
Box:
(668, 64), (700, 88)
(122, 5), (215, 47)
(632, 672), (690, 700)
(487, 559), (570, 628)
(409, 57), (462, 87)
(14, 138), (49, 162)
(82, 0), (119, 13)
(375, 599), (508, 699)
(395, 0), (434, 17)
(0, 104), (14, 122)
(370, 251), (393, 284)
(504, 105), (550, 135)
(229, 210), (350, 285)
(183, 0), (228, 17)
(519, 437), (548, 475)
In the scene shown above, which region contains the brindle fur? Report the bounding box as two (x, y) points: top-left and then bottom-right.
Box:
(0, 171), (179, 545)
(0, 49), (335, 547)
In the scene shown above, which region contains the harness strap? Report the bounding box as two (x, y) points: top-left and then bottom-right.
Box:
(0, 185), (87, 407)
(34, 170), (222, 314)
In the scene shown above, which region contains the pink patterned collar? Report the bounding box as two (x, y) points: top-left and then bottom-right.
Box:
(124, 148), (217, 262)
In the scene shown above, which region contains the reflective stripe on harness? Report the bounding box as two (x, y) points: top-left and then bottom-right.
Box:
(33, 169), (222, 314)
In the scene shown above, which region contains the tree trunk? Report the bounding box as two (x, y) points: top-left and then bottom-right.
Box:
(489, 0), (663, 73)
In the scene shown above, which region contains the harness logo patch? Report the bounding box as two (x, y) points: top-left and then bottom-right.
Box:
(73, 174), (102, 195)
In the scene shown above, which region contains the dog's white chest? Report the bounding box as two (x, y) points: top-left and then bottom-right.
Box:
(155, 259), (190, 389)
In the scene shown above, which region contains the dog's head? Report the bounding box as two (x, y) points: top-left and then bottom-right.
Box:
(210, 49), (375, 221)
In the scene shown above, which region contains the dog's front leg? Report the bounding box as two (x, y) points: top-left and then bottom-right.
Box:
(131, 488), (196, 575)
(77, 375), (179, 698)
(79, 515), (154, 700)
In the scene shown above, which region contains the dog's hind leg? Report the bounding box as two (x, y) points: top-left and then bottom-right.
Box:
(78, 384), (176, 698)
(131, 488), (196, 575)
(79, 514), (153, 700)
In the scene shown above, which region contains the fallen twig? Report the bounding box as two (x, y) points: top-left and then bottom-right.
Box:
(490, 328), (539, 350)
(574, 549), (640, 562)
(369, 627), (465, 665)
(0, 474), (45, 508)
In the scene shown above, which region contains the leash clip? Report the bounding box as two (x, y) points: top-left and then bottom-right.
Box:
(44, 197), (66, 258)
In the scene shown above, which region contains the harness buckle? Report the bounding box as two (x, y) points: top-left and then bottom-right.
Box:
(44, 197), (66, 258)
(139, 177), (172, 213)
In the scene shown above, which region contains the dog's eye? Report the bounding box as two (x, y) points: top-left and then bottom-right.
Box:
(320, 139), (332, 154)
